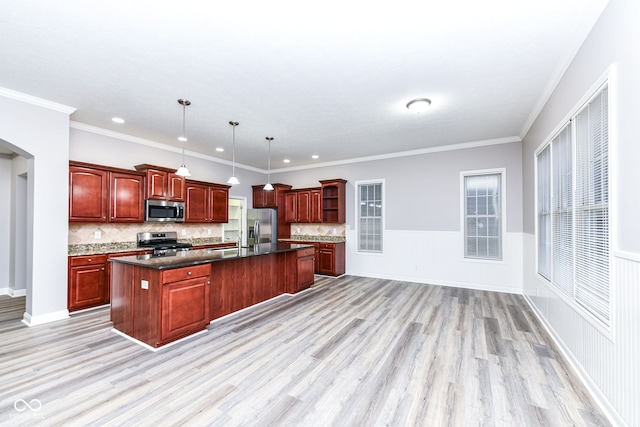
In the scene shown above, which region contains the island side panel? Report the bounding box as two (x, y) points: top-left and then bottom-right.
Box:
(110, 261), (135, 335)
(132, 266), (162, 347)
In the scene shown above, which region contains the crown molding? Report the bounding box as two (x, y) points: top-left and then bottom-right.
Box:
(0, 87), (76, 114)
(271, 136), (522, 173)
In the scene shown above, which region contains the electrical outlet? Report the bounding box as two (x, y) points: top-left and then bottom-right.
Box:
(332, 228), (337, 234)
(296, 227), (301, 233)
(141, 280), (149, 290)
(181, 229), (186, 236)
(94, 231), (101, 239)
(207, 228), (212, 235)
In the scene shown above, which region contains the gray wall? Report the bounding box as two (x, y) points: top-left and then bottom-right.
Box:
(0, 155), (10, 290)
(273, 141), (523, 233)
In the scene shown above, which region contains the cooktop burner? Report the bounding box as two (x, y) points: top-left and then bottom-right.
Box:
(136, 231), (193, 252)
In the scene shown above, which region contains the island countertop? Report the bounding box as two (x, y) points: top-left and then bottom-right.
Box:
(108, 242), (314, 270)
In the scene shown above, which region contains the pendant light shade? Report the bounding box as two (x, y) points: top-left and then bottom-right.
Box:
(264, 137), (274, 191)
(175, 99), (191, 177)
(227, 121), (240, 185)
(406, 98), (431, 114)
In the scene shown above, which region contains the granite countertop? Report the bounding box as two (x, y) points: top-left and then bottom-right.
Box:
(109, 243), (314, 270)
(68, 237), (229, 256)
(282, 235), (346, 243)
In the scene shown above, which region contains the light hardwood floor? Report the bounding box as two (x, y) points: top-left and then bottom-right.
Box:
(0, 277), (610, 426)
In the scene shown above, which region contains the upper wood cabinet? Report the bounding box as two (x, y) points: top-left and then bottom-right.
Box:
(320, 179), (347, 224)
(69, 165), (109, 222)
(69, 162), (145, 223)
(284, 188), (322, 223)
(184, 180), (230, 223)
(134, 164), (185, 202)
(109, 172), (145, 223)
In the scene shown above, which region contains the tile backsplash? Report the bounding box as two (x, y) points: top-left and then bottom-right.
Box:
(69, 223), (224, 244)
(289, 223), (345, 237)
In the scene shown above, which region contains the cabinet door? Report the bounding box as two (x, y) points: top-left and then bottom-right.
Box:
(185, 183), (209, 222)
(167, 172), (185, 202)
(284, 191), (298, 223)
(69, 166), (108, 222)
(252, 186), (265, 208)
(145, 169), (168, 200)
(297, 190), (311, 223)
(297, 252), (315, 291)
(318, 247), (335, 275)
(209, 186), (229, 223)
(263, 188), (277, 208)
(161, 277), (211, 342)
(310, 189), (322, 223)
(69, 262), (108, 311)
(109, 172), (144, 223)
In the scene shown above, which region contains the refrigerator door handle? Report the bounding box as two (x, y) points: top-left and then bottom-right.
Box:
(254, 220), (260, 244)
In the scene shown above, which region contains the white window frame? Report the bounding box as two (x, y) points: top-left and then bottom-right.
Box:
(534, 73), (613, 337)
(356, 179), (385, 254)
(460, 168), (506, 262)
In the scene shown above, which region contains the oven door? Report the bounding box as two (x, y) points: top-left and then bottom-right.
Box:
(145, 200), (185, 222)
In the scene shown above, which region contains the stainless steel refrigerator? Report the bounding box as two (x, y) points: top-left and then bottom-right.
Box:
(246, 208), (278, 245)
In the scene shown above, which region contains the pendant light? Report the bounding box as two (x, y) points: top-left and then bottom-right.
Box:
(263, 137), (274, 191)
(227, 121), (240, 185)
(175, 98), (191, 177)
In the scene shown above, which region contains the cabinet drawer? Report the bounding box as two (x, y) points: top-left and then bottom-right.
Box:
(297, 247), (315, 258)
(318, 243), (335, 250)
(69, 254), (107, 267)
(162, 264), (210, 284)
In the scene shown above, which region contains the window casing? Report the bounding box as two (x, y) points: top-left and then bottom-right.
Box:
(357, 181), (383, 253)
(536, 82), (610, 329)
(463, 172), (503, 260)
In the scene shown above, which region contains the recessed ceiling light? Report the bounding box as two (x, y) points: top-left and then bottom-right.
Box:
(112, 117), (125, 124)
(312, 155), (319, 159)
(216, 147), (224, 152)
(178, 136), (187, 142)
(283, 159), (290, 163)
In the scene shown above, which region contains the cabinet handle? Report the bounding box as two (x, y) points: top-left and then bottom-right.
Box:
(207, 280), (211, 285)
(188, 271), (192, 276)
(101, 267), (105, 271)
(88, 259), (92, 262)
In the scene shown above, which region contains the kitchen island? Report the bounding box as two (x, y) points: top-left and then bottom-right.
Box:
(109, 243), (315, 349)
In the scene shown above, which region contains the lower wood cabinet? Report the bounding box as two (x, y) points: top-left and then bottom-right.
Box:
(293, 247), (315, 292)
(281, 241), (345, 277)
(68, 255), (108, 312)
(160, 265), (211, 343)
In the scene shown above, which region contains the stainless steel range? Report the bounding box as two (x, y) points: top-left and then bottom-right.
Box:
(137, 231), (193, 256)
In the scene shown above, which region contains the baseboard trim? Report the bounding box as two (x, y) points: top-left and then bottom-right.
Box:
(22, 310), (70, 327)
(523, 295), (627, 427)
(347, 271), (521, 295)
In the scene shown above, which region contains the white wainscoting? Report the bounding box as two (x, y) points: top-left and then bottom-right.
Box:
(345, 229), (523, 294)
(523, 233), (638, 427)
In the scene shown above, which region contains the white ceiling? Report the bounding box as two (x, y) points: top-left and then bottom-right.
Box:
(0, 0), (609, 170)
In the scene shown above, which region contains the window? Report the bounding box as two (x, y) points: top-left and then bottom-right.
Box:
(463, 172), (503, 260)
(536, 82), (610, 328)
(358, 181), (383, 252)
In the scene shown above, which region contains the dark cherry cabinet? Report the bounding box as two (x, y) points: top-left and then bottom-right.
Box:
(320, 179), (347, 224)
(317, 242), (345, 276)
(135, 164), (185, 202)
(185, 180), (230, 223)
(293, 246), (315, 292)
(70, 162), (145, 223)
(160, 265), (211, 343)
(69, 166), (109, 222)
(68, 255), (108, 311)
(285, 189), (322, 223)
(109, 172), (145, 223)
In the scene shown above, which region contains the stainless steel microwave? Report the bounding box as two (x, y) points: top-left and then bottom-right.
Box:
(145, 200), (185, 223)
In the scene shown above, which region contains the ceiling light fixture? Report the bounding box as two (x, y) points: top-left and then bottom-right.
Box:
(175, 99), (191, 177)
(112, 117), (125, 124)
(283, 159), (290, 163)
(406, 98), (431, 113)
(312, 154), (319, 159)
(264, 137), (274, 191)
(227, 121), (240, 185)
(216, 147), (224, 152)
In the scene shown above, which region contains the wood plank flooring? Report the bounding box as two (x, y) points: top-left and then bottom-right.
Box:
(0, 277), (610, 426)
